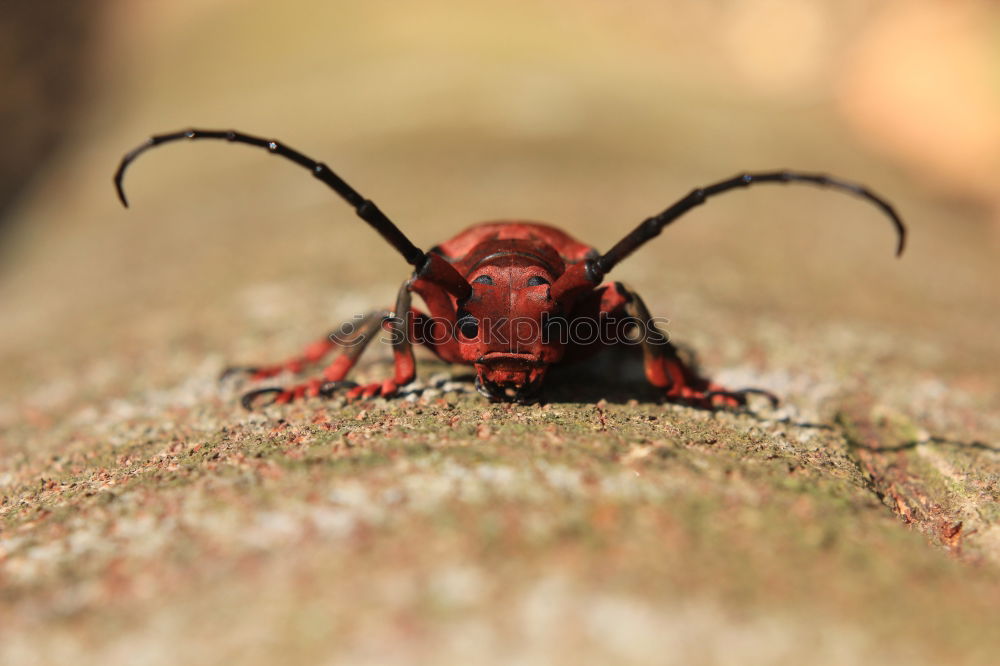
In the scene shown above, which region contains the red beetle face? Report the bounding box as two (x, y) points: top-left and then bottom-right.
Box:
(454, 241), (568, 401)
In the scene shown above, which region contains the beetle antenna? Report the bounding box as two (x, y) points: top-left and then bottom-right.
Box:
(596, 170), (906, 275)
(114, 128), (427, 267)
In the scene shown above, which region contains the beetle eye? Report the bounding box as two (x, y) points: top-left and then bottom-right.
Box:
(472, 275), (494, 286)
(457, 314), (479, 339)
(526, 276), (550, 287)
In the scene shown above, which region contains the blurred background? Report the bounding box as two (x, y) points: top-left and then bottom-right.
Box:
(1, 0), (998, 417)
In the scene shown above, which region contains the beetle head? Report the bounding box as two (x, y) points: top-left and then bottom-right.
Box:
(454, 239), (568, 401)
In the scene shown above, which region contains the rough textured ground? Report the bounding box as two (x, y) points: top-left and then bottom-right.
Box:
(2, 2), (999, 664)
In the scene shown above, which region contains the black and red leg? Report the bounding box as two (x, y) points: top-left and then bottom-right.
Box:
(225, 335), (341, 382)
(239, 309), (389, 409)
(340, 280), (419, 401)
(571, 282), (776, 408)
(615, 285), (749, 407)
(239, 281), (424, 409)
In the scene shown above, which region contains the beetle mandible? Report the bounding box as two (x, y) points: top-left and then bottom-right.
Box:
(114, 129), (905, 409)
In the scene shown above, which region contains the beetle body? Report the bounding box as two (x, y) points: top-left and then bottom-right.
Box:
(114, 128), (905, 409)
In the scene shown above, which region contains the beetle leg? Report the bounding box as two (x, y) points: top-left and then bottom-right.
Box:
(238, 281), (425, 409)
(238, 310), (388, 409)
(344, 280), (419, 402)
(705, 388), (779, 408)
(612, 284), (769, 409)
(227, 339), (337, 382)
(250, 335), (338, 379)
(241, 387), (285, 410)
(222, 310), (388, 382)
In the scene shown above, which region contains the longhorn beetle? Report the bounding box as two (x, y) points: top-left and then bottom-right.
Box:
(114, 129), (905, 409)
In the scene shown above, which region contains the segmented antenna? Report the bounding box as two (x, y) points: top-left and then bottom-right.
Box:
(597, 170), (906, 276)
(114, 128), (427, 267)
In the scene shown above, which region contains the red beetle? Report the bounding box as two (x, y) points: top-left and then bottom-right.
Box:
(115, 129), (905, 409)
